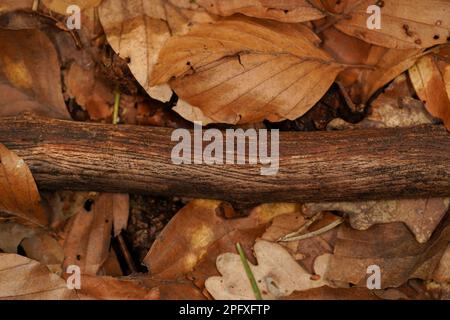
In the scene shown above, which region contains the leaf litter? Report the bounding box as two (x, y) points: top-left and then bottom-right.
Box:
(0, 0), (449, 301)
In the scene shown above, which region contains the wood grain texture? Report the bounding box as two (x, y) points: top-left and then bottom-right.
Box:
(0, 115), (449, 204)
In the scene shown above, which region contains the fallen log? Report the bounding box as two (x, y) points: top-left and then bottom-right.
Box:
(0, 114), (449, 204)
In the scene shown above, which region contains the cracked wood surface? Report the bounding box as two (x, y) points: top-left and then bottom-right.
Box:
(0, 115), (449, 204)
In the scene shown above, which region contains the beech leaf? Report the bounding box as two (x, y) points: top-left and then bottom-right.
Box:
(335, 0), (450, 49)
(62, 193), (115, 275)
(0, 144), (48, 227)
(99, 0), (216, 102)
(152, 18), (343, 124)
(0, 29), (70, 119)
(409, 50), (450, 130)
(0, 254), (77, 300)
(42, 0), (102, 14)
(194, 0), (325, 23)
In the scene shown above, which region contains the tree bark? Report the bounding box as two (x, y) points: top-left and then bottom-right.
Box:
(0, 115), (449, 204)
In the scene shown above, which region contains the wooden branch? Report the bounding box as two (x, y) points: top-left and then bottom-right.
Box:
(0, 115), (449, 204)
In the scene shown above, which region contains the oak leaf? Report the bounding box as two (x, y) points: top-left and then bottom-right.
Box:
(205, 240), (328, 300)
(261, 212), (337, 274)
(302, 198), (450, 243)
(321, 218), (450, 288)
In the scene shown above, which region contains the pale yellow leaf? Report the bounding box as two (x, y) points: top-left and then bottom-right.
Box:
(205, 240), (328, 300)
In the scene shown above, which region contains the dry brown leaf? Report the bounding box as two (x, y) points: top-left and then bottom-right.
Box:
(0, 253), (160, 300)
(188, 227), (265, 289)
(141, 277), (206, 300)
(426, 281), (450, 300)
(112, 194), (129, 237)
(328, 74), (436, 129)
(62, 193), (114, 275)
(321, 218), (450, 288)
(42, 0), (102, 14)
(357, 46), (423, 103)
(205, 240), (328, 300)
(152, 18), (343, 124)
(321, 26), (372, 69)
(433, 244), (450, 282)
(21, 232), (64, 266)
(144, 200), (301, 280)
(99, 0), (216, 102)
(261, 212), (306, 243)
(60, 193), (131, 275)
(302, 198), (450, 243)
(0, 143), (48, 226)
(320, 26), (423, 104)
(0, 29), (70, 119)
(0, 223), (36, 253)
(100, 249), (123, 277)
(78, 275), (160, 300)
(357, 95), (434, 128)
(334, 0), (450, 49)
(65, 63), (114, 120)
(0, 0), (33, 13)
(409, 51), (450, 130)
(0, 254), (77, 300)
(43, 191), (94, 227)
(194, 0), (325, 23)
(261, 212), (338, 273)
(285, 287), (380, 300)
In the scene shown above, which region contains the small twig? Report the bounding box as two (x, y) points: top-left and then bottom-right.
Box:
(277, 212), (322, 242)
(278, 217), (344, 242)
(117, 234), (137, 273)
(32, 0), (39, 11)
(315, 0), (364, 34)
(236, 243), (262, 300)
(336, 81), (364, 113)
(113, 89), (121, 125)
(28, 9), (83, 49)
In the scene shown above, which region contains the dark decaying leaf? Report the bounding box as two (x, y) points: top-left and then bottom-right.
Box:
(0, 29), (70, 119)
